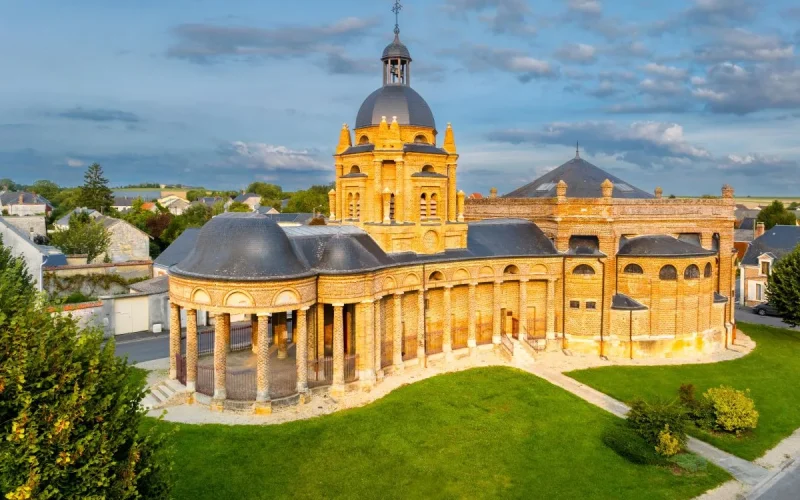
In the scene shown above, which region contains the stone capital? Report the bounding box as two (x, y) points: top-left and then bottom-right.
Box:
(332, 303), (345, 308)
(256, 312), (271, 317)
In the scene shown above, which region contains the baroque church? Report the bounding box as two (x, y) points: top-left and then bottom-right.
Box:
(166, 15), (737, 413)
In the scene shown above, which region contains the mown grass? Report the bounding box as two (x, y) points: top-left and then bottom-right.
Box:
(147, 367), (727, 499)
(568, 322), (800, 460)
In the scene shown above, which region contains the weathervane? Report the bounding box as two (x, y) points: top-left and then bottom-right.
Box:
(392, 0), (403, 35)
(576, 141), (580, 159)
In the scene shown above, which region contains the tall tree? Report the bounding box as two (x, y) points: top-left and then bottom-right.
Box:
(757, 200), (796, 230)
(0, 178), (17, 191)
(30, 180), (60, 201)
(79, 163), (114, 213)
(767, 245), (800, 326)
(50, 213), (111, 262)
(0, 238), (173, 498)
(284, 184), (333, 214)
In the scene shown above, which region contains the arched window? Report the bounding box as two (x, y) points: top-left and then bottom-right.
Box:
(659, 265), (677, 280)
(349, 165), (361, 174)
(420, 193), (428, 219)
(347, 193), (354, 219)
(354, 193), (361, 219)
(358, 135), (369, 145)
(504, 265), (519, 275)
(422, 165), (435, 173)
(429, 271), (444, 281)
(430, 193), (438, 217)
(389, 193), (395, 221)
(414, 134), (428, 144)
(684, 264), (700, 279)
(573, 264), (595, 275)
(704, 262), (712, 278)
(624, 263), (643, 274)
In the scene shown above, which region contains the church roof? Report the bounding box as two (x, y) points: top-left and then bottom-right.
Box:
(503, 156), (653, 199)
(382, 35), (411, 60)
(617, 235), (716, 257)
(355, 85), (435, 130)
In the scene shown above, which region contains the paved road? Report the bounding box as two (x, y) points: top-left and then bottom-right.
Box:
(735, 306), (799, 330)
(113, 333), (170, 364)
(752, 460), (800, 500)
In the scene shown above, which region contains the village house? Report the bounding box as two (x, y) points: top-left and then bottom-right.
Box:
(159, 195), (191, 215)
(0, 217), (66, 290)
(739, 224), (800, 306)
(0, 190), (52, 216)
(56, 212), (151, 263)
(228, 192), (261, 211)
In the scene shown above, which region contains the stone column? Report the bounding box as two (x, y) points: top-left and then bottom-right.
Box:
(374, 299), (384, 381)
(443, 286), (453, 359)
(492, 281), (502, 344)
(186, 309), (198, 393)
(332, 304), (345, 395)
(382, 188), (392, 224)
(255, 313), (271, 414)
(316, 303), (325, 359)
(250, 314), (258, 353)
(447, 163), (457, 222)
(468, 283), (477, 348)
(417, 290), (426, 362)
(212, 312), (229, 407)
(169, 302), (181, 379)
(373, 159), (383, 222)
(519, 279), (528, 341)
(275, 313), (288, 359)
(296, 308), (308, 396)
(222, 313), (230, 353)
(393, 293), (404, 373)
(328, 189), (336, 220)
(456, 190), (465, 223)
(395, 160), (405, 222)
(546, 278), (556, 339)
(362, 300), (376, 385)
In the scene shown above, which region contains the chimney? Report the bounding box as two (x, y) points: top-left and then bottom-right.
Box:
(654, 187), (663, 199)
(18, 193), (24, 204)
(489, 187), (498, 199)
(756, 222), (765, 239)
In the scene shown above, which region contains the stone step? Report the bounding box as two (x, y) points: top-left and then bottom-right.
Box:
(140, 394), (159, 411)
(154, 385), (172, 402)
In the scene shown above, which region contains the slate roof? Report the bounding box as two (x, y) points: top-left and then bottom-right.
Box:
(340, 144), (375, 155)
(403, 144), (448, 155)
(739, 217), (756, 230)
(741, 225), (800, 266)
(170, 215), (558, 281)
(714, 293), (729, 304)
(617, 235), (716, 257)
(382, 35), (411, 60)
(0, 191), (51, 206)
(154, 228), (200, 269)
(130, 275), (169, 294)
(194, 197), (225, 207)
(356, 85), (435, 130)
(113, 197), (137, 207)
(734, 228), (754, 243)
(611, 294), (648, 311)
(503, 156), (653, 199)
(260, 212), (314, 224)
(234, 193), (260, 203)
(55, 208), (100, 227)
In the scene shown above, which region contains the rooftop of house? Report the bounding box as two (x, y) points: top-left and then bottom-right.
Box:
(154, 227), (201, 269)
(0, 191), (52, 206)
(55, 207), (100, 227)
(233, 193), (261, 203)
(741, 225), (800, 266)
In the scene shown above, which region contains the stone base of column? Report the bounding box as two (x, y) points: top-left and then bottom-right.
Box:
(253, 400), (273, 415)
(169, 368), (177, 380)
(519, 333), (527, 342)
(492, 334), (501, 345)
(330, 384), (346, 399)
(186, 381), (196, 392)
(467, 339), (477, 348)
(443, 346), (453, 363)
(277, 348), (288, 360)
(210, 398), (225, 412)
(297, 390), (310, 404)
(376, 368), (385, 381)
(393, 363), (404, 375)
(296, 383), (309, 398)
(187, 392), (195, 405)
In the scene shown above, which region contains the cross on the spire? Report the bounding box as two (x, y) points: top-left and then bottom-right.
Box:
(575, 141), (580, 159)
(392, 0), (403, 35)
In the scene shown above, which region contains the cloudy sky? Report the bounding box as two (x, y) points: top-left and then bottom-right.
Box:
(1, 0), (799, 196)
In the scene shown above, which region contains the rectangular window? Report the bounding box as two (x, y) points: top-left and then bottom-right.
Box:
(586, 301), (597, 309)
(761, 262), (770, 275)
(756, 284), (763, 301)
(569, 300), (580, 309)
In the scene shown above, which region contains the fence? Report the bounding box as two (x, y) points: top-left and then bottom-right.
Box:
(344, 354), (359, 382)
(197, 365), (214, 396)
(198, 327), (214, 355)
(452, 326), (468, 349)
(402, 334), (418, 361)
(500, 334), (514, 356)
(270, 365), (297, 399)
(426, 329), (443, 354)
(477, 322), (493, 345)
(227, 367), (257, 401)
(230, 323), (253, 352)
(176, 354), (187, 384)
(526, 335), (547, 352)
(308, 356), (334, 387)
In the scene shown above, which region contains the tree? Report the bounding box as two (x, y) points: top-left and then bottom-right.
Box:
(788, 201), (799, 210)
(284, 184), (332, 214)
(49, 213), (110, 262)
(0, 178), (17, 191)
(160, 204), (212, 245)
(767, 245), (800, 326)
(0, 238), (172, 498)
(145, 213), (173, 240)
(211, 200), (226, 216)
(79, 163), (114, 214)
(246, 182), (283, 209)
(757, 200), (796, 230)
(227, 201), (252, 212)
(30, 180), (60, 201)
(185, 189), (207, 202)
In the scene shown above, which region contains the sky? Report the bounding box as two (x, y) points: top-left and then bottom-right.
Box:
(1, 0), (799, 196)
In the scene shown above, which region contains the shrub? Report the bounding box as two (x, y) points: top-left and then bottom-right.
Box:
(703, 386), (759, 435)
(627, 399), (689, 448)
(677, 383), (715, 430)
(669, 453), (709, 473)
(655, 425), (682, 457)
(678, 383), (697, 409)
(602, 425), (667, 465)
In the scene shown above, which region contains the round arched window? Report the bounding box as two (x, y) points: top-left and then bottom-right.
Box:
(422, 165), (435, 173)
(684, 264), (700, 279)
(573, 264), (595, 275)
(358, 135), (369, 145)
(349, 165), (361, 174)
(704, 263), (712, 278)
(624, 263), (643, 274)
(414, 134), (428, 144)
(503, 265), (519, 275)
(659, 265), (677, 280)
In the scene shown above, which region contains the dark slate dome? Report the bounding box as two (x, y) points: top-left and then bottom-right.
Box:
(171, 213), (310, 281)
(355, 85), (436, 130)
(382, 37), (411, 60)
(617, 235), (716, 257)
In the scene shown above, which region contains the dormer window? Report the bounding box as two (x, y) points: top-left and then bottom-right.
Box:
(761, 261), (770, 276)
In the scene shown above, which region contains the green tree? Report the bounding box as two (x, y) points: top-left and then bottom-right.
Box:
(79, 163), (114, 213)
(211, 200), (226, 216)
(788, 201), (799, 210)
(30, 180), (60, 201)
(0, 178), (17, 191)
(228, 201), (252, 212)
(160, 204), (212, 245)
(757, 200), (796, 230)
(121, 197), (155, 233)
(0, 238), (172, 498)
(50, 213), (110, 262)
(767, 245), (800, 326)
(185, 189), (207, 202)
(284, 184), (332, 214)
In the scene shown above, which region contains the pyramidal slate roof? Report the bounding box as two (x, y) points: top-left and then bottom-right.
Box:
(503, 155), (653, 199)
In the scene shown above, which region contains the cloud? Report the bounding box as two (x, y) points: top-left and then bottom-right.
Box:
(217, 142), (328, 171)
(638, 78), (686, 96)
(167, 17), (378, 64)
(566, 0), (602, 16)
(57, 107), (140, 123)
(692, 29), (794, 62)
(651, 0), (758, 35)
(66, 158), (85, 168)
(586, 81), (620, 98)
(323, 53), (376, 75)
(642, 63), (688, 80)
(486, 120), (710, 168)
(692, 62), (800, 114)
(718, 153), (800, 177)
(448, 44), (558, 82)
(605, 101), (693, 114)
(442, 0), (536, 36)
(554, 43), (597, 64)
(605, 40), (650, 59)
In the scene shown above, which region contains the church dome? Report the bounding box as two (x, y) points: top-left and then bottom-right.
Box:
(382, 37), (411, 60)
(355, 85), (436, 130)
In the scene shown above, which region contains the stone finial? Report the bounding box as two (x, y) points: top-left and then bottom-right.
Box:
(456, 189), (465, 222)
(654, 186), (663, 199)
(722, 184), (734, 199)
(328, 189), (337, 220)
(489, 187), (498, 199)
(556, 180), (568, 199)
(335, 123), (352, 154)
(382, 187), (392, 224)
(379, 115), (389, 133)
(443, 122), (457, 154)
(601, 178), (613, 199)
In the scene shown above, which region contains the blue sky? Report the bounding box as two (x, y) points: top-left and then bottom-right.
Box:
(1, 0), (799, 196)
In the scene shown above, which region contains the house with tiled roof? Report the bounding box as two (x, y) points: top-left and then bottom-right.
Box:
(739, 224), (800, 306)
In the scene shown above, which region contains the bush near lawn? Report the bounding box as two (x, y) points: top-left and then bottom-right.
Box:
(567, 322), (800, 460)
(147, 367), (728, 500)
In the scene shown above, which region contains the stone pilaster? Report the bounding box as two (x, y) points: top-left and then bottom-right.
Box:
(222, 312), (230, 353)
(546, 278), (556, 339)
(393, 293), (404, 373)
(186, 308), (198, 393)
(373, 159), (383, 223)
(255, 313), (271, 414)
(250, 314), (258, 353)
(492, 281), (502, 344)
(417, 291), (426, 362)
(374, 299), (384, 381)
(296, 308), (308, 396)
(316, 303), (325, 360)
(212, 312), (229, 408)
(443, 286), (453, 359)
(467, 283), (477, 348)
(447, 163), (457, 222)
(169, 302), (181, 379)
(519, 279), (528, 341)
(332, 304), (345, 395)
(275, 313), (288, 359)
(395, 160), (405, 222)
(361, 300), (376, 385)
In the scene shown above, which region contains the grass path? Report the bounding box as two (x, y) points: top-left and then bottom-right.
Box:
(567, 323), (800, 461)
(148, 367), (726, 499)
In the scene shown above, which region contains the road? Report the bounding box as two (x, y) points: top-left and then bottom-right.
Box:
(753, 460), (800, 500)
(113, 332), (170, 364)
(735, 306), (799, 330)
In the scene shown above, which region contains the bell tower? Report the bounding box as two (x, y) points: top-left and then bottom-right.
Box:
(329, 1), (467, 255)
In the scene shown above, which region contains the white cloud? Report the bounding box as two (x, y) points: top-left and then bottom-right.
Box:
(220, 142), (328, 171)
(642, 63), (688, 79)
(66, 158), (85, 168)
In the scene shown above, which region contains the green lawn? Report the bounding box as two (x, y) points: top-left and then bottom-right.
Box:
(149, 367), (727, 500)
(568, 322), (800, 461)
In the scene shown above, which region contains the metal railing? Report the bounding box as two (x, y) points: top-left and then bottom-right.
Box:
(226, 367), (257, 401)
(426, 329), (443, 354)
(526, 335), (547, 352)
(452, 326), (469, 349)
(270, 366), (297, 399)
(402, 334), (418, 361)
(500, 334), (514, 356)
(344, 354), (359, 382)
(197, 365), (214, 396)
(308, 356), (334, 387)
(230, 323), (253, 352)
(476, 322), (493, 345)
(176, 354), (187, 384)
(198, 327), (214, 355)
